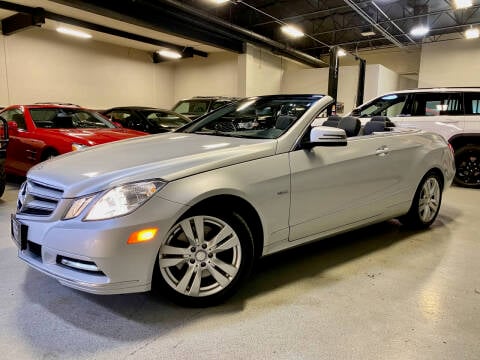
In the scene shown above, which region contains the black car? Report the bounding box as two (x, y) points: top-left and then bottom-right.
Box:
(102, 107), (191, 134)
(171, 96), (240, 120)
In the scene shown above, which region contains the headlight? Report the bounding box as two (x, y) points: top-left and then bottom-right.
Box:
(63, 180), (166, 221)
(72, 143), (89, 151)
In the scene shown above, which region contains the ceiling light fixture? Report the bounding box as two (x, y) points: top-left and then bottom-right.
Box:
(212, 0), (230, 3)
(281, 25), (305, 38)
(410, 25), (430, 37)
(454, 0), (472, 9)
(56, 27), (92, 39)
(157, 49), (182, 59)
(465, 27), (479, 39)
(361, 30), (376, 37)
(337, 48), (347, 56)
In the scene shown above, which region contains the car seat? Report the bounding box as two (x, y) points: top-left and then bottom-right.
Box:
(275, 115), (296, 130)
(371, 116), (395, 128)
(337, 116), (361, 137)
(322, 115), (341, 127)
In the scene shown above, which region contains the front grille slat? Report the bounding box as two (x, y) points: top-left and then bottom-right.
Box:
(17, 179), (64, 216)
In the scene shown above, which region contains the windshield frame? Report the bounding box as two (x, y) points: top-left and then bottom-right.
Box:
(178, 96), (323, 140)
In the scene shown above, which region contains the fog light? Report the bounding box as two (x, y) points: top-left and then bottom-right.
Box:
(128, 228), (158, 244)
(59, 257), (99, 272)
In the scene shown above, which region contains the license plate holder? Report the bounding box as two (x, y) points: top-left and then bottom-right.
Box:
(11, 215), (28, 250)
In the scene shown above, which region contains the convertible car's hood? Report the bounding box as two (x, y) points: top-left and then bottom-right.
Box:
(28, 133), (277, 198)
(37, 128), (146, 144)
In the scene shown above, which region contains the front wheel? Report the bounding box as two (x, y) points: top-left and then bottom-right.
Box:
(454, 145), (480, 188)
(153, 211), (254, 307)
(400, 171), (443, 229)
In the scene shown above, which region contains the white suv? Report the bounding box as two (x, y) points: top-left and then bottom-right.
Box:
(352, 88), (480, 188)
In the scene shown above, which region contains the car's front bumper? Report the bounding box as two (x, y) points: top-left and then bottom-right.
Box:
(13, 195), (188, 295)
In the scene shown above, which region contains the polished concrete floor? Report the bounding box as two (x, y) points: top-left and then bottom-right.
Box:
(0, 180), (479, 360)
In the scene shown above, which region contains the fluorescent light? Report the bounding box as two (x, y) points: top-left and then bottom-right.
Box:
(337, 48), (347, 56)
(157, 49), (182, 59)
(56, 27), (92, 39)
(465, 27), (479, 39)
(211, 0), (230, 3)
(281, 25), (304, 38)
(361, 31), (376, 37)
(410, 25), (430, 37)
(454, 0), (472, 9)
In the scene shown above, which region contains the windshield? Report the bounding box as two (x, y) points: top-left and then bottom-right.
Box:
(173, 100), (211, 116)
(180, 96), (321, 139)
(29, 108), (114, 129)
(141, 110), (190, 128)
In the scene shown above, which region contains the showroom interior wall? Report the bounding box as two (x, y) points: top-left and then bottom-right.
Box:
(0, 28), (175, 108)
(171, 51), (239, 101)
(418, 38), (480, 87)
(280, 64), (400, 114)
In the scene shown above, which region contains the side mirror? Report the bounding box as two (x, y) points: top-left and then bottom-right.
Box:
(305, 126), (347, 148)
(7, 121), (18, 135)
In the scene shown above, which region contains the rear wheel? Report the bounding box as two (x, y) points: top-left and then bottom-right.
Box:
(400, 171), (443, 229)
(0, 165), (5, 198)
(153, 211), (254, 307)
(454, 145), (480, 188)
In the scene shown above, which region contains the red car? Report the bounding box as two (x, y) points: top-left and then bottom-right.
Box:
(0, 103), (148, 176)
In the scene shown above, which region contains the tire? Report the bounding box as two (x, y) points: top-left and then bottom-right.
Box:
(41, 149), (58, 161)
(0, 165), (5, 198)
(153, 210), (254, 307)
(454, 145), (480, 188)
(400, 171), (443, 229)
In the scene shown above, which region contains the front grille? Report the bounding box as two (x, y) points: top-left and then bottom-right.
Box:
(17, 180), (64, 216)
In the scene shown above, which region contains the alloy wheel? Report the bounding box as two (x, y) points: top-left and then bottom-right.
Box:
(159, 215), (242, 298)
(418, 177), (441, 223)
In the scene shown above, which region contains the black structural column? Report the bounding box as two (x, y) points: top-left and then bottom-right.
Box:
(356, 57), (366, 107)
(327, 46), (339, 115)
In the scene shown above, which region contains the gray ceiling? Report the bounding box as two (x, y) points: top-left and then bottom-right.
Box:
(5, 0), (480, 67)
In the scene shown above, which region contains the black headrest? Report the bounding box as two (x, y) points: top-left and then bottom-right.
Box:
(275, 115), (296, 130)
(338, 116), (361, 137)
(363, 121), (386, 135)
(371, 115), (395, 127)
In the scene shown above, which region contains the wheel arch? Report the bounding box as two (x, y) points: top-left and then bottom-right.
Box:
(448, 133), (480, 151)
(183, 194), (265, 260)
(40, 146), (59, 160)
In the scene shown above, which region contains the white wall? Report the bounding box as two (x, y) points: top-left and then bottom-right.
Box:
(418, 38), (480, 87)
(244, 45), (287, 96)
(0, 27), (174, 108)
(172, 51), (239, 102)
(281, 64), (398, 114)
(333, 46), (421, 79)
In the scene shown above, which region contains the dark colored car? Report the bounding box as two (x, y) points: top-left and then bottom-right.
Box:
(1, 104), (147, 176)
(102, 107), (191, 134)
(171, 96), (240, 120)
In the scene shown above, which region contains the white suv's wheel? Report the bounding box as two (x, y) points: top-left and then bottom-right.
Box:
(454, 145), (480, 188)
(154, 211), (254, 307)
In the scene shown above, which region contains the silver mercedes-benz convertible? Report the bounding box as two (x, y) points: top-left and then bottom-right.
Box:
(11, 95), (455, 306)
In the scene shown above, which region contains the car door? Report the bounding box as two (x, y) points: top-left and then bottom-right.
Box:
(463, 91), (480, 134)
(288, 132), (410, 242)
(395, 92), (464, 141)
(1, 108), (40, 175)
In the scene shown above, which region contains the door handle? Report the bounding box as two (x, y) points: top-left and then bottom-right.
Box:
(375, 146), (390, 156)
